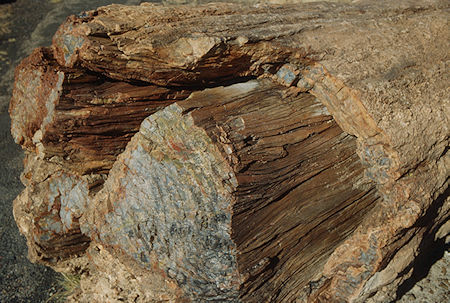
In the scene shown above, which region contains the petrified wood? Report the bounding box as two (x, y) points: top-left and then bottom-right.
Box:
(13, 153), (92, 265)
(81, 79), (380, 302)
(10, 47), (190, 174)
(9, 1), (449, 302)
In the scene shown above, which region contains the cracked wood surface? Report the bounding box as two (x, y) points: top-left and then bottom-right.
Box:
(8, 1), (449, 302)
(82, 79), (379, 302)
(10, 47), (190, 174)
(51, 0), (449, 179)
(182, 80), (380, 302)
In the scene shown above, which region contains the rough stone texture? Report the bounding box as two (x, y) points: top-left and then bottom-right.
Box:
(397, 250), (450, 303)
(0, 112), (59, 303)
(82, 101), (240, 301)
(66, 243), (185, 303)
(0, 2), (169, 301)
(13, 153), (93, 266)
(8, 1), (449, 302)
(88, 82), (231, 300)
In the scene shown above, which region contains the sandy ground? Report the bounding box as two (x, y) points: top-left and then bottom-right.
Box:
(0, 1), (447, 302)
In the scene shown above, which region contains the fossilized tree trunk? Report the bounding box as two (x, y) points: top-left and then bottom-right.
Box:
(9, 1), (449, 302)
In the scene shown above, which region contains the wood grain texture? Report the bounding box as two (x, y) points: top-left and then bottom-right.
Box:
(10, 47), (190, 174)
(82, 79), (379, 302)
(51, 0), (449, 179)
(8, 1), (449, 302)
(182, 80), (380, 302)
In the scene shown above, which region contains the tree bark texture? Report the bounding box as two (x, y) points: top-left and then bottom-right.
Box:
(9, 1), (449, 302)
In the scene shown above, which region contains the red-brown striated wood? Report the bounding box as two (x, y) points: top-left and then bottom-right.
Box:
(10, 47), (190, 174)
(182, 80), (380, 302)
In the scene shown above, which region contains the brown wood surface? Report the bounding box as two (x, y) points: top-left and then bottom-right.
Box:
(10, 47), (190, 174)
(181, 80), (380, 301)
(9, 1), (449, 302)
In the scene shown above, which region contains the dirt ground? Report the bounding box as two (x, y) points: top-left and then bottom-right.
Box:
(0, 1), (447, 302)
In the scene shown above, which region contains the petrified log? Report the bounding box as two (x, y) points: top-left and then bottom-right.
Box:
(10, 47), (190, 174)
(81, 79), (380, 302)
(9, 1), (449, 302)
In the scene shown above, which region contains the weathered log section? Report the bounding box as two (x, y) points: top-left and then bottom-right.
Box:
(82, 79), (379, 302)
(9, 46), (190, 265)
(181, 80), (380, 301)
(9, 1), (449, 302)
(10, 47), (190, 174)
